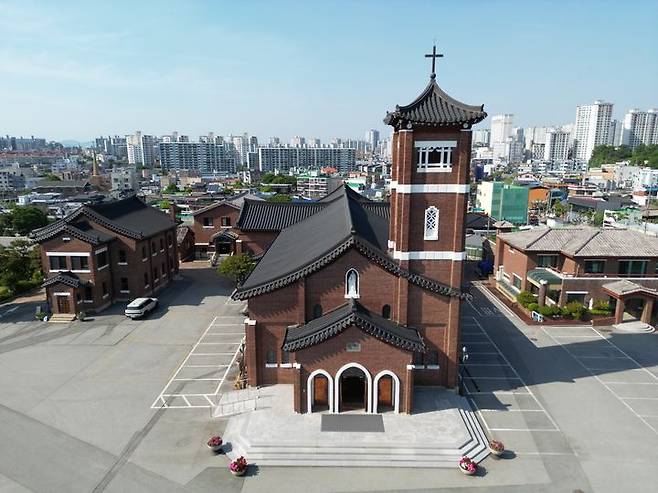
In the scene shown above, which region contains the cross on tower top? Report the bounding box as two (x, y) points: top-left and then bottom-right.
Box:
(425, 44), (444, 79)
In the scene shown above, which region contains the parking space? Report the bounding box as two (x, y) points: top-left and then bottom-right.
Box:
(151, 312), (245, 409)
(461, 316), (560, 435)
(542, 324), (658, 435)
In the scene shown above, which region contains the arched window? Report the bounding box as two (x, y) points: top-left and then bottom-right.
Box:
(424, 206), (439, 240)
(312, 304), (323, 319)
(345, 269), (359, 298)
(382, 304), (391, 319)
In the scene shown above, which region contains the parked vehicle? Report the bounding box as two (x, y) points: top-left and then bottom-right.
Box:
(125, 297), (158, 319)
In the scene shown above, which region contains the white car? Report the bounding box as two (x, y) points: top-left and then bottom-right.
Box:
(125, 297), (158, 319)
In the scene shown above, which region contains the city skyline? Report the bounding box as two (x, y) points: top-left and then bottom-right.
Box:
(1, 0), (656, 141)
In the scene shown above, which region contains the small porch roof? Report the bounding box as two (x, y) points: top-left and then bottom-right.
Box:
(527, 268), (562, 289)
(602, 280), (658, 299)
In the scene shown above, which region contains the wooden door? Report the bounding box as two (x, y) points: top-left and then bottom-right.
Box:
(57, 296), (71, 314)
(313, 375), (328, 408)
(378, 376), (393, 408)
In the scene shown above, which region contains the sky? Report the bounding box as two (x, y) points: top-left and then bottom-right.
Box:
(1, 0), (657, 142)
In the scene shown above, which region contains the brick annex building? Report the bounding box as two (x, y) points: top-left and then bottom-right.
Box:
(232, 58), (487, 414)
(33, 196), (179, 315)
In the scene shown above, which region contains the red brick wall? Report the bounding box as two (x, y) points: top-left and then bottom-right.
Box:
(296, 325), (412, 413)
(192, 204), (240, 245)
(236, 231), (279, 256)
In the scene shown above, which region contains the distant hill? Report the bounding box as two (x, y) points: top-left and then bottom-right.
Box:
(59, 140), (94, 148)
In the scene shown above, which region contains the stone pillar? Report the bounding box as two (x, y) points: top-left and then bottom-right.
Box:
(404, 365), (414, 414)
(641, 298), (654, 324)
(293, 363), (302, 413)
(538, 280), (548, 307)
(614, 298), (625, 325)
(244, 319), (258, 386)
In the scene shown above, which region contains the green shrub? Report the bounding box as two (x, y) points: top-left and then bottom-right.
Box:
(591, 300), (612, 315)
(15, 279), (38, 293)
(562, 301), (588, 320)
(527, 303), (539, 312)
(0, 285), (12, 301)
(538, 304), (561, 317)
(516, 291), (535, 308)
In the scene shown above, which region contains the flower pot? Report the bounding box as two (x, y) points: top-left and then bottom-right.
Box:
(231, 469), (246, 477)
(489, 447), (503, 457)
(207, 443), (223, 453)
(459, 465), (476, 476)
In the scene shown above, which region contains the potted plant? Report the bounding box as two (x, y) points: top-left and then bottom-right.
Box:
(229, 456), (248, 477)
(77, 311), (87, 321)
(458, 456), (477, 476)
(206, 436), (223, 453)
(489, 439), (504, 457)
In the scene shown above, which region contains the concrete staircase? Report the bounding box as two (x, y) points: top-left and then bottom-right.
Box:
(48, 313), (76, 323)
(224, 403), (489, 468)
(614, 321), (655, 333)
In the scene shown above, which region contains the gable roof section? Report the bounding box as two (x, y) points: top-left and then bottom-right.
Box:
(499, 227), (658, 257)
(236, 200), (328, 231)
(191, 200), (241, 216)
(282, 299), (425, 353)
(42, 272), (81, 288)
(233, 185), (468, 300)
(33, 196), (176, 242)
(384, 77), (487, 128)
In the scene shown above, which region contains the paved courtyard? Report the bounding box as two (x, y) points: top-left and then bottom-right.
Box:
(1, 268), (658, 492)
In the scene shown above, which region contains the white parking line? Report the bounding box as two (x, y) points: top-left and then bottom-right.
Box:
(541, 327), (658, 436)
(590, 326), (658, 382)
(151, 313), (245, 410)
(467, 317), (560, 432)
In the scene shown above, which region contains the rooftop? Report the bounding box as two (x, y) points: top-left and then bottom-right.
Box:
(499, 227), (658, 257)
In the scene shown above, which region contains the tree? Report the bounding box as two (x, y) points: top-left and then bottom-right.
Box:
(267, 194), (292, 203)
(9, 207), (49, 234)
(0, 240), (43, 294)
(552, 201), (566, 217)
(159, 200), (171, 210)
(592, 211), (604, 227)
(43, 173), (61, 181)
(163, 183), (179, 194)
(217, 254), (256, 283)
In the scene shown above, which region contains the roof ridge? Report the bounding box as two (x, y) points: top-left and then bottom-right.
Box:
(525, 227), (553, 249)
(572, 228), (600, 255)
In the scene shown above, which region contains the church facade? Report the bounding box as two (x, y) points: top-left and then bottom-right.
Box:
(233, 54), (486, 414)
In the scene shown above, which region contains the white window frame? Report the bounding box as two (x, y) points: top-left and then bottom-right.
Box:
(414, 140), (456, 173)
(344, 269), (360, 299)
(424, 206), (439, 240)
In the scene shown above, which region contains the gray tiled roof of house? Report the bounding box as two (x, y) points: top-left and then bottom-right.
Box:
(602, 279), (657, 297)
(33, 196), (176, 242)
(282, 299), (425, 352)
(383, 77), (487, 128)
(42, 272), (81, 288)
(499, 227), (658, 257)
(236, 200), (329, 231)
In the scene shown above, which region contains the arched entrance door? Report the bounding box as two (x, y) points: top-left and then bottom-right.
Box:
(312, 374), (329, 412)
(340, 367), (367, 412)
(377, 375), (394, 412)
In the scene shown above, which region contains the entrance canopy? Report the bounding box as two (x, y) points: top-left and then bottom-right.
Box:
(602, 279), (658, 300)
(527, 268), (562, 289)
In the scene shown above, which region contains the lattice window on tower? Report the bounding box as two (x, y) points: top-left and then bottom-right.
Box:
(415, 140), (456, 173)
(424, 206), (439, 240)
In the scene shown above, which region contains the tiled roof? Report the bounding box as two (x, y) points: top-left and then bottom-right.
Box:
(233, 186), (468, 300)
(384, 77), (487, 128)
(282, 299), (425, 353)
(42, 272), (81, 288)
(499, 227), (658, 257)
(236, 200), (328, 231)
(33, 196), (176, 242)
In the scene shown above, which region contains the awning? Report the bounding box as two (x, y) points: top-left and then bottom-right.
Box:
(527, 269), (562, 289)
(603, 280), (658, 299)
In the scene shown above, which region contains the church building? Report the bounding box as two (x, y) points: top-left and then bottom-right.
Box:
(233, 49), (487, 414)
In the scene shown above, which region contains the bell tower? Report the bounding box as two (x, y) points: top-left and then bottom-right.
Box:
(384, 46), (486, 388)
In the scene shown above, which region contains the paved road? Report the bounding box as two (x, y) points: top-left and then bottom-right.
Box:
(0, 265), (245, 493)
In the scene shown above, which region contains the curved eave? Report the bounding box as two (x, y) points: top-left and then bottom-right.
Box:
(282, 313), (426, 353)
